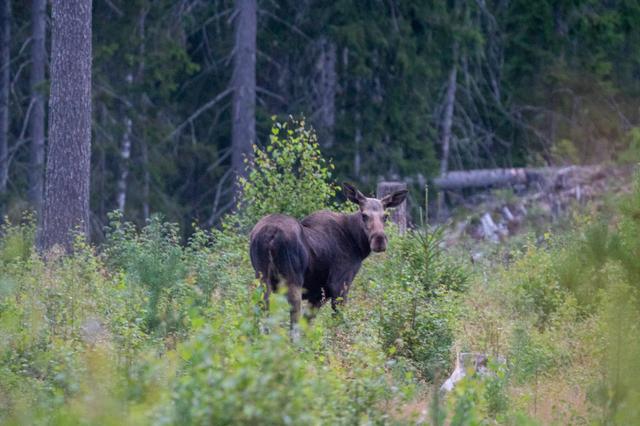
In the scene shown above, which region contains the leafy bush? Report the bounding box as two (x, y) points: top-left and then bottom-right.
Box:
(360, 226), (468, 381)
(237, 116), (339, 227)
(104, 212), (197, 336)
(171, 291), (409, 425)
(507, 240), (566, 328)
(0, 213), (35, 266)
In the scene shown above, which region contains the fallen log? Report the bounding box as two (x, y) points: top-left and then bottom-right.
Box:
(433, 165), (607, 191)
(433, 168), (534, 190)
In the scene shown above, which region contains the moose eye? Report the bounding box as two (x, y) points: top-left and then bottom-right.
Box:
(361, 213), (369, 222)
(383, 214), (390, 223)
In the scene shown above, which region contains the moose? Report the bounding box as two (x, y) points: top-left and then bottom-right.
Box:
(249, 182), (408, 334)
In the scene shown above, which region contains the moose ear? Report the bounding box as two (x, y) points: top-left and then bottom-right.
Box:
(381, 189), (408, 208)
(342, 182), (366, 205)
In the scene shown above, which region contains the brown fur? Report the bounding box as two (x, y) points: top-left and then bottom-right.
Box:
(249, 182), (408, 330)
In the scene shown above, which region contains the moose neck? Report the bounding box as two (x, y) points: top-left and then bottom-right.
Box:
(345, 212), (372, 259)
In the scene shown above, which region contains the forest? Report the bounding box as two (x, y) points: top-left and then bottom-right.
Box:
(2, 0), (640, 425)
(2, 0), (640, 231)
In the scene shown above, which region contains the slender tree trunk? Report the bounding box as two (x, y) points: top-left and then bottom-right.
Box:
(437, 54), (458, 216)
(141, 138), (150, 221)
(314, 37), (336, 148)
(353, 80), (362, 179)
(354, 125), (362, 178)
(116, 113), (131, 213)
(0, 0), (10, 195)
(137, 9), (149, 221)
(41, 0), (92, 252)
(28, 0), (47, 215)
(440, 64), (458, 178)
(231, 0), (256, 196)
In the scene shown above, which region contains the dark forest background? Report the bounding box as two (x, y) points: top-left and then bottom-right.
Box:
(2, 0), (640, 235)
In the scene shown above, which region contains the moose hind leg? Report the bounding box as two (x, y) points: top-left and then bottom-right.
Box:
(287, 284), (303, 340)
(262, 282), (272, 313)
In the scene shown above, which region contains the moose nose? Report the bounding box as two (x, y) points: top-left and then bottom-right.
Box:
(370, 234), (387, 252)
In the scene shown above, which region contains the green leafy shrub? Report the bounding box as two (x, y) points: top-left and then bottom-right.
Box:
(0, 213), (35, 266)
(611, 171), (640, 286)
(104, 213), (196, 336)
(237, 116), (339, 228)
(507, 241), (566, 328)
(170, 291), (408, 425)
(0, 230), (163, 424)
(360, 226), (468, 381)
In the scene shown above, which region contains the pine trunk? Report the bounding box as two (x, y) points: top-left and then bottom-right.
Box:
(231, 0), (256, 195)
(41, 0), (92, 253)
(0, 0), (10, 195)
(28, 0), (47, 214)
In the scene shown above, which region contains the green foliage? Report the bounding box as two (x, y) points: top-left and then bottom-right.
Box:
(551, 139), (580, 165)
(6, 0), (640, 232)
(171, 291), (404, 425)
(360, 226), (468, 381)
(450, 169), (640, 424)
(444, 360), (512, 426)
(0, 213), (35, 266)
(449, 375), (487, 426)
(509, 325), (558, 384)
(611, 171), (640, 285)
(619, 128), (640, 164)
(237, 117), (339, 227)
(0, 199), (466, 424)
(104, 212), (197, 336)
(507, 241), (566, 328)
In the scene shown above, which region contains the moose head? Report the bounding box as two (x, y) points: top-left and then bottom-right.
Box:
(342, 182), (408, 253)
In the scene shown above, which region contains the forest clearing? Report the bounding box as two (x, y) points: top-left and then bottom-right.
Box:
(2, 0), (640, 425)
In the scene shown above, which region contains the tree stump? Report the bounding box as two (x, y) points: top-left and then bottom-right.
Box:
(377, 181), (408, 234)
(440, 353), (487, 393)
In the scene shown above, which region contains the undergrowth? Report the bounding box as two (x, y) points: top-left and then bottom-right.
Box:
(0, 120), (466, 425)
(3, 117), (637, 424)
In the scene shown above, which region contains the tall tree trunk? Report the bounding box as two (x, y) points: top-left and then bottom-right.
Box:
(41, 0), (92, 253)
(354, 125), (362, 178)
(28, 0), (47, 215)
(231, 0), (256, 197)
(313, 37), (336, 148)
(440, 63), (458, 178)
(141, 137), (150, 221)
(0, 0), (10, 196)
(437, 54), (458, 216)
(116, 113), (131, 213)
(137, 9), (149, 221)
(353, 80), (362, 179)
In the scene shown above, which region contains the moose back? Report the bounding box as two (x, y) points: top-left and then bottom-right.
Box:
(249, 182), (408, 331)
